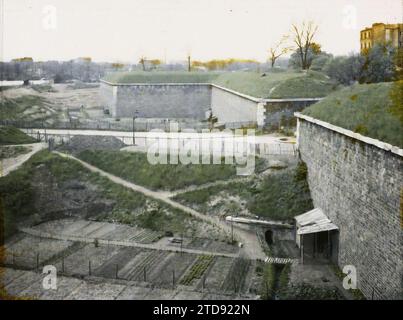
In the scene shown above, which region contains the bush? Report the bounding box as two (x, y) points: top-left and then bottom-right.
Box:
(324, 55), (364, 86)
(360, 43), (397, 83)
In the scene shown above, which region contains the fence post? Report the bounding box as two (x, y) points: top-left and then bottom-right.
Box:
(89, 260), (92, 276)
(115, 264), (119, 279)
(36, 253), (40, 271)
(143, 266), (147, 282)
(62, 256), (65, 273)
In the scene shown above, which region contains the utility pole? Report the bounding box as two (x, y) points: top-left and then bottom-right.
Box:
(132, 110), (139, 145)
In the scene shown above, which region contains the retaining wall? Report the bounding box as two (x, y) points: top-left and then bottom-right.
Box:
(296, 112), (403, 300)
(100, 81), (211, 119)
(100, 80), (322, 129)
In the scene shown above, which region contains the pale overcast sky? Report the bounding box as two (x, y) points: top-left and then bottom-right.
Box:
(1, 0), (402, 63)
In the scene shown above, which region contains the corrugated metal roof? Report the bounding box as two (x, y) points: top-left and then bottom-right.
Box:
(295, 208), (338, 235)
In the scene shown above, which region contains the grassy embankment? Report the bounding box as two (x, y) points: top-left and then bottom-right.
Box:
(0, 150), (205, 240)
(104, 70), (339, 99)
(302, 81), (403, 148)
(0, 95), (51, 122)
(174, 162), (313, 221)
(77, 150), (266, 191)
(0, 126), (37, 145)
(0, 146), (31, 160)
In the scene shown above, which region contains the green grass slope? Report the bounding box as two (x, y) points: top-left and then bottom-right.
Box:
(174, 162), (313, 221)
(77, 150), (262, 191)
(213, 71), (338, 99)
(103, 70), (338, 99)
(0, 126), (37, 145)
(0, 150), (200, 240)
(302, 81), (403, 148)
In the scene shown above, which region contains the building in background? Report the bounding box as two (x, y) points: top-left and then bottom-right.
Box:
(360, 23), (403, 68)
(360, 23), (403, 53)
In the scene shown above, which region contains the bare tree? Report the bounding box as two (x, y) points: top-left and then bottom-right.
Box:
(269, 35), (291, 68)
(291, 21), (319, 70)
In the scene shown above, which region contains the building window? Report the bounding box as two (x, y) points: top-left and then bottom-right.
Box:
(386, 29), (391, 41)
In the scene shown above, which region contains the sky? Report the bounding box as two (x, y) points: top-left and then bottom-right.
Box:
(1, 0), (402, 63)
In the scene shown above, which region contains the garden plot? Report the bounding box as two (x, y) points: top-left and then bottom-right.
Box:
(115, 284), (151, 300)
(0, 267), (25, 286)
(148, 252), (197, 288)
(64, 280), (126, 300)
(39, 276), (85, 300)
(20, 274), (84, 300)
(220, 258), (251, 294)
(32, 219), (164, 244)
(180, 255), (215, 287)
(93, 247), (142, 279)
(143, 287), (177, 300)
(55, 244), (122, 277)
(32, 219), (77, 235)
(4, 270), (43, 297)
(124, 250), (171, 281)
(114, 250), (152, 280)
(4, 235), (74, 269)
(101, 225), (134, 241)
(128, 229), (163, 244)
(69, 221), (109, 237)
(198, 256), (233, 291)
(172, 289), (204, 300)
(57, 220), (94, 236)
(83, 222), (121, 239)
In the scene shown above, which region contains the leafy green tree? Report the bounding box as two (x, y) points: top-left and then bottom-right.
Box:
(360, 43), (397, 83)
(323, 54), (364, 85)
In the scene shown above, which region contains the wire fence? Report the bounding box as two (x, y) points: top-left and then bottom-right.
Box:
(1, 247), (253, 296)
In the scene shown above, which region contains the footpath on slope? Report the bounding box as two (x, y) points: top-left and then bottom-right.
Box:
(53, 151), (270, 261)
(1, 143), (47, 177)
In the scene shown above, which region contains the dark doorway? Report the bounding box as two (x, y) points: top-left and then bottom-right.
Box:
(265, 230), (273, 245)
(300, 230), (339, 264)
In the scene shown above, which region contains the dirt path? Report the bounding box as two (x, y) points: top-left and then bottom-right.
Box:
(53, 151), (267, 260)
(169, 175), (254, 197)
(19, 227), (239, 259)
(1, 143), (47, 177)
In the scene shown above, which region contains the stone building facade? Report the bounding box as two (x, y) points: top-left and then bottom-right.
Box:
(100, 80), (321, 129)
(360, 23), (403, 60)
(296, 113), (402, 300)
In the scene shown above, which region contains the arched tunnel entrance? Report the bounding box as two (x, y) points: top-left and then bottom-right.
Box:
(265, 230), (273, 245)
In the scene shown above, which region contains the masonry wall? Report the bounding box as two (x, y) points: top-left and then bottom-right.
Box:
(264, 100), (318, 129)
(298, 117), (402, 300)
(100, 81), (211, 119)
(210, 85), (260, 125)
(99, 82), (117, 115)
